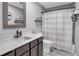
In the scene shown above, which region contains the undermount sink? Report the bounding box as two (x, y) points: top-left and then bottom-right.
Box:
(14, 36), (32, 40)
(23, 36), (32, 39)
(0, 35), (32, 44)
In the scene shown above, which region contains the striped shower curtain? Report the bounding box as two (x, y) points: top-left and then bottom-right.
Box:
(42, 9), (74, 52)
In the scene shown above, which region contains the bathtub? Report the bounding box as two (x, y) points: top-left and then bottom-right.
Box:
(43, 39), (53, 53)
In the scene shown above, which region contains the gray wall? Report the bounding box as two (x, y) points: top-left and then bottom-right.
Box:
(75, 2), (79, 55)
(0, 2), (42, 40)
(26, 2), (42, 32)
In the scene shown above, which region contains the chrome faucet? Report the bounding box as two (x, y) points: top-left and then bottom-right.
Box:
(14, 30), (22, 38)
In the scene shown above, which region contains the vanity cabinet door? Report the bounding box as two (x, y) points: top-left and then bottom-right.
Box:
(38, 42), (43, 51)
(16, 43), (29, 56)
(37, 37), (43, 56)
(2, 51), (15, 56)
(31, 46), (37, 56)
(38, 42), (43, 56)
(31, 40), (37, 48)
(22, 51), (29, 56)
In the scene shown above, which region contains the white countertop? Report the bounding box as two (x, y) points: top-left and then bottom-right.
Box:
(0, 33), (43, 55)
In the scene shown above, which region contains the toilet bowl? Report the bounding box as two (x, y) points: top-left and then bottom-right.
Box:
(43, 39), (53, 53)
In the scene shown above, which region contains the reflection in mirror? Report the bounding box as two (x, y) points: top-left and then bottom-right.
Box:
(8, 2), (23, 25)
(3, 2), (26, 28)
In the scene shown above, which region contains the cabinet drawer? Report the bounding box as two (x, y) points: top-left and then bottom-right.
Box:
(16, 43), (29, 56)
(31, 40), (37, 48)
(31, 46), (37, 56)
(38, 37), (43, 43)
(22, 51), (29, 56)
(3, 51), (15, 56)
(38, 43), (43, 51)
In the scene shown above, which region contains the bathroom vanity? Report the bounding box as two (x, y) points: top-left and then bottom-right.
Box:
(1, 2), (43, 56)
(0, 33), (43, 56)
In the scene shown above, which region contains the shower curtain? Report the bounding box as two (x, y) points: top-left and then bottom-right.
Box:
(42, 9), (74, 53)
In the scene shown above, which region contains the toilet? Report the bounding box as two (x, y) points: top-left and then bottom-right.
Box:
(43, 39), (53, 53)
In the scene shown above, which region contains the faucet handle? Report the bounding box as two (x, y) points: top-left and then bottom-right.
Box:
(18, 30), (22, 37)
(14, 30), (22, 38)
(20, 31), (22, 36)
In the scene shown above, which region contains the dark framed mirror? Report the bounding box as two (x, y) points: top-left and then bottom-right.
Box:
(3, 2), (26, 28)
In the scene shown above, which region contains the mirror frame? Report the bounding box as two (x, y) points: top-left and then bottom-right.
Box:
(3, 2), (26, 28)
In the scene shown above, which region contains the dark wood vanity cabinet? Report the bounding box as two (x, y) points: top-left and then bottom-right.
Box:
(30, 46), (38, 56)
(2, 51), (15, 56)
(30, 37), (43, 56)
(22, 51), (29, 56)
(30, 39), (38, 56)
(16, 43), (29, 56)
(2, 37), (43, 56)
(38, 37), (43, 56)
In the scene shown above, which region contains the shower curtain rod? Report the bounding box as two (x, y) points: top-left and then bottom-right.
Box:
(42, 2), (75, 13)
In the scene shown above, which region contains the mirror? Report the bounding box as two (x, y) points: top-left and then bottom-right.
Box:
(3, 2), (26, 28)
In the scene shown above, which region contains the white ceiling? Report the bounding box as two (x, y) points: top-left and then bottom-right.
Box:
(38, 2), (72, 9)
